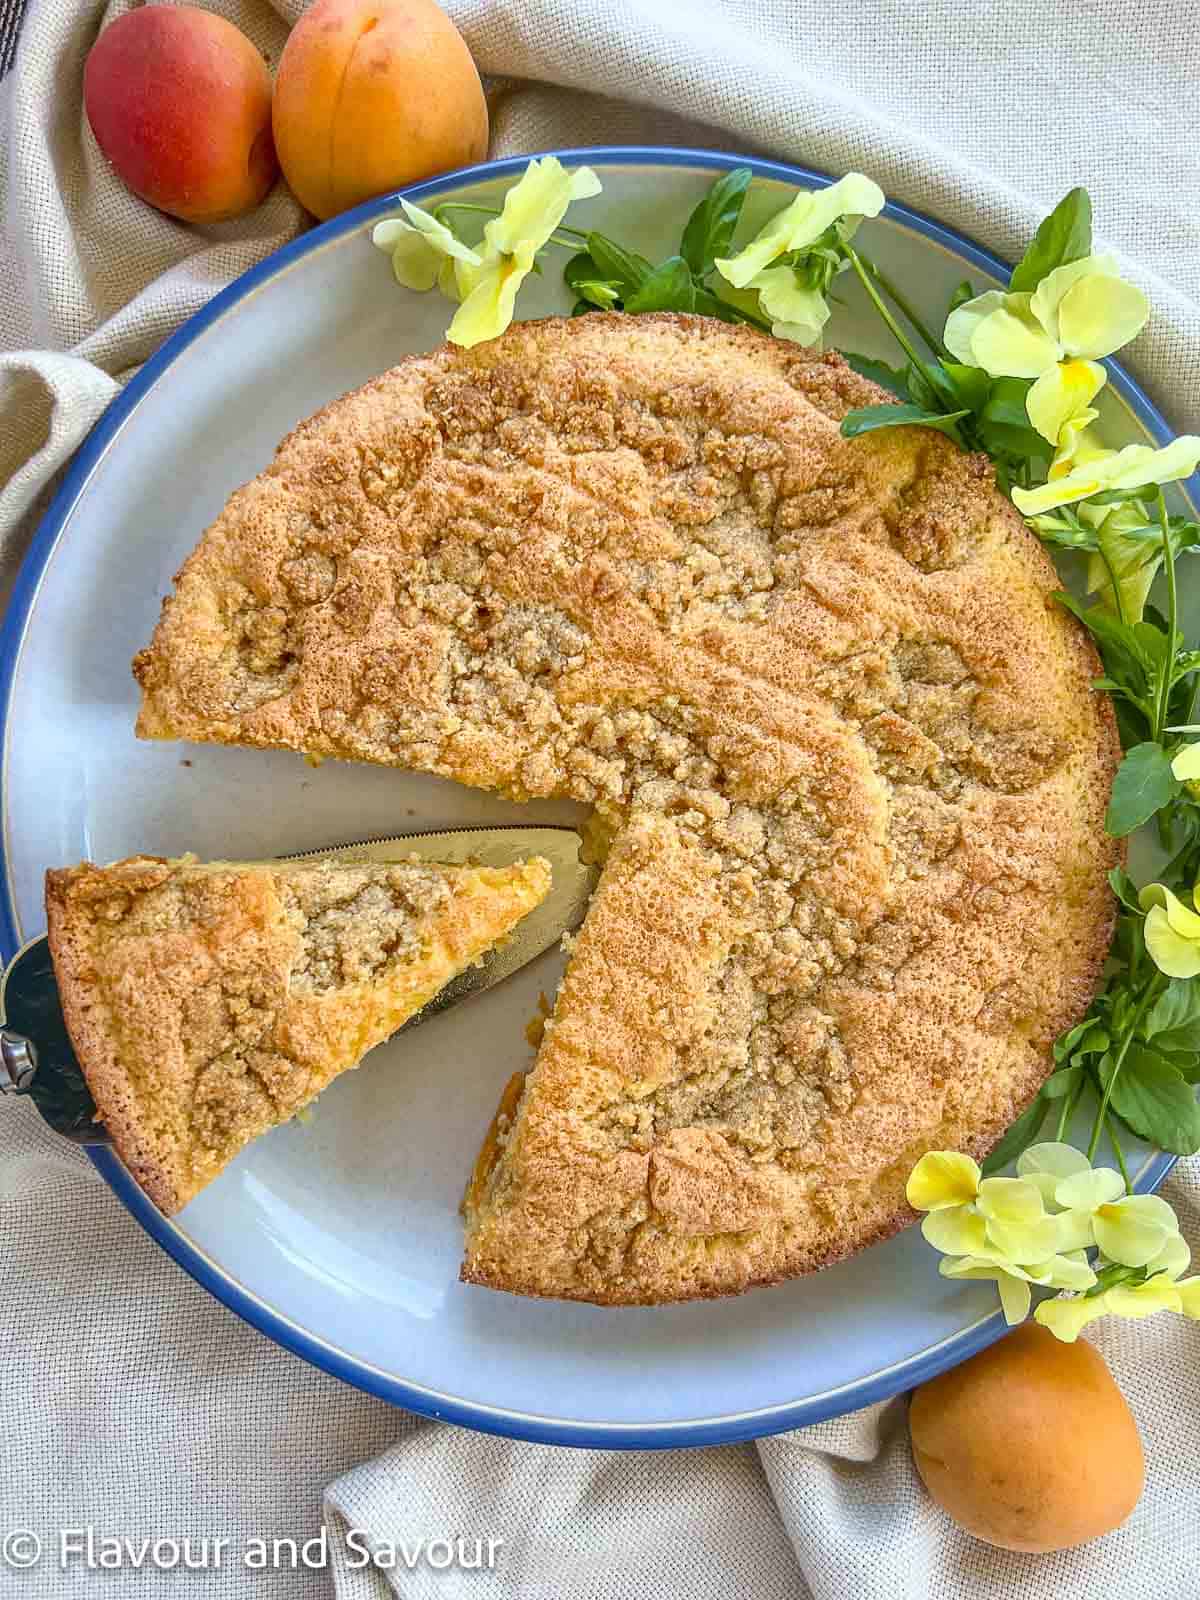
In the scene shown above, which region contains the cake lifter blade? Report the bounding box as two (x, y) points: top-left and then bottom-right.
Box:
(0, 825), (598, 1145)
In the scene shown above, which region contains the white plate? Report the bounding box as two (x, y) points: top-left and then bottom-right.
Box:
(3, 149), (1192, 1447)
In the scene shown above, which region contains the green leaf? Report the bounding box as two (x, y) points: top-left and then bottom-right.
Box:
(624, 256), (697, 314)
(1054, 1019), (1110, 1063)
(1105, 741), (1181, 837)
(1009, 188), (1093, 294)
(840, 404), (969, 440)
(940, 363), (992, 413)
(586, 233), (653, 299)
(1143, 977), (1200, 1056)
(1042, 1063), (1084, 1099)
(680, 167), (752, 278)
(981, 1092), (1049, 1174)
(1108, 866), (1144, 913)
(1100, 1044), (1200, 1155)
(980, 376), (1035, 429)
(843, 353), (910, 401)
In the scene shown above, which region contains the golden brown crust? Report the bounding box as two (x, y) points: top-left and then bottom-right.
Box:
(132, 313), (1120, 1297)
(46, 853), (550, 1213)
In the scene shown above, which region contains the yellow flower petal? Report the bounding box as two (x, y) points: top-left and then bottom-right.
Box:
(995, 1271), (1033, 1324)
(1174, 1276), (1200, 1317)
(1025, 359), (1107, 447)
(921, 1205), (988, 1256)
(1054, 1208), (1096, 1252)
(1105, 1278), (1182, 1318)
(940, 1256), (1032, 1324)
(1029, 254), (1118, 343)
(714, 172), (884, 288)
(752, 267), (831, 344)
(1050, 421), (1110, 480)
(976, 1175), (1046, 1224)
(906, 1151), (981, 1211)
(372, 203), (482, 294)
(1056, 274), (1149, 361)
(943, 290), (1009, 366)
(1012, 435), (1200, 516)
(1018, 1141), (1092, 1190)
(1093, 1193), (1178, 1267)
(395, 198), (483, 265)
(1144, 904), (1200, 979)
(1029, 1251), (1097, 1291)
(1054, 1166), (1125, 1211)
(1172, 744), (1200, 782)
(384, 229), (442, 291)
(487, 157), (601, 259)
(1147, 1231), (1191, 1280)
(446, 241), (537, 349)
(1035, 1292), (1109, 1342)
(984, 1213), (1063, 1264)
(968, 300), (1060, 379)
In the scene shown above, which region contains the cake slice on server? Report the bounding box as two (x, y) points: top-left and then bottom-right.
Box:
(45, 852), (551, 1213)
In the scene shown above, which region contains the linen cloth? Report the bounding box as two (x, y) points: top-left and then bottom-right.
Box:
(2, 0), (1199, 1594)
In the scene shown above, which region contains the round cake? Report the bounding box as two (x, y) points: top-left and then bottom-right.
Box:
(134, 313), (1120, 1303)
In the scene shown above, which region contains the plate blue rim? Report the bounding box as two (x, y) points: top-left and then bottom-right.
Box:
(0, 145), (1182, 1449)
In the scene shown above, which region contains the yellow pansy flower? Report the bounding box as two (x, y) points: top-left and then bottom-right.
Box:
(1172, 744), (1200, 782)
(372, 200), (482, 299)
(714, 173), (885, 345)
(1054, 1172), (1180, 1265)
(1140, 882), (1200, 979)
(944, 255), (1148, 380)
(942, 1251), (1095, 1326)
(1011, 435), (1200, 517)
(447, 158), (602, 349)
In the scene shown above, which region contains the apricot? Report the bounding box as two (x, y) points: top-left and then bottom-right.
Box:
(910, 1324), (1144, 1552)
(84, 7), (277, 224)
(272, 0), (488, 221)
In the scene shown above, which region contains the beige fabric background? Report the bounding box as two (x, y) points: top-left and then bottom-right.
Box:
(2, 0), (1199, 1594)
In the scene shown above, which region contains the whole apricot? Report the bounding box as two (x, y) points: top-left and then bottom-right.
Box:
(909, 1323), (1144, 1552)
(84, 7), (278, 224)
(272, 0), (488, 221)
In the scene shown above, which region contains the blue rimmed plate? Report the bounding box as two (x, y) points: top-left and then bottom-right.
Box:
(2, 148), (1192, 1448)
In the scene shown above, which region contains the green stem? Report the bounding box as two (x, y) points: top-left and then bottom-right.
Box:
(843, 243), (928, 375)
(1096, 542), (1128, 627)
(1087, 981), (1161, 1162)
(1153, 487), (1179, 744)
(1106, 1114), (1133, 1193)
(858, 254), (950, 360)
(1054, 1076), (1084, 1143)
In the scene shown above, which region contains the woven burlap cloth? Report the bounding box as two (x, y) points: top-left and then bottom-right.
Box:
(2, 1), (1199, 1594)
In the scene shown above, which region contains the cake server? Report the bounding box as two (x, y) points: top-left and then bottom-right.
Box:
(0, 824), (598, 1145)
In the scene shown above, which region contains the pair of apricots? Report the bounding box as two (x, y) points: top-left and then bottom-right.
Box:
(83, 0), (487, 224)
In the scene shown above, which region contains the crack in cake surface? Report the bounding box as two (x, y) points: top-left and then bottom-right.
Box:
(132, 313), (1121, 1301)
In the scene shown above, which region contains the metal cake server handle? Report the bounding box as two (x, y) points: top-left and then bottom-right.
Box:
(0, 824), (598, 1146)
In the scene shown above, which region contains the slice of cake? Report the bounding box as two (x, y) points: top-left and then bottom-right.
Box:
(45, 852), (551, 1213)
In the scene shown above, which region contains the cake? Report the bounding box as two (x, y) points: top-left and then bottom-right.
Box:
(46, 852), (551, 1213)
(132, 313), (1120, 1299)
